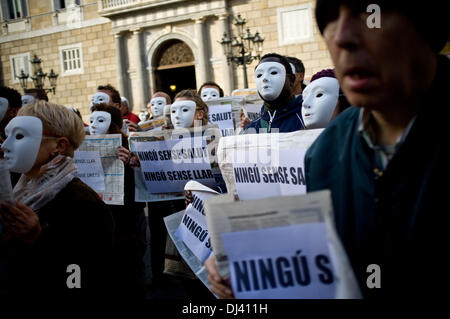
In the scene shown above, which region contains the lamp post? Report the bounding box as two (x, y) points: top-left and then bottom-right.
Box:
(219, 14), (264, 88)
(17, 54), (58, 94)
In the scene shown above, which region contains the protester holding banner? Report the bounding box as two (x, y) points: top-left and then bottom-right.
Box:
(0, 100), (114, 298)
(305, 0), (449, 298)
(241, 53), (305, 133)
(90, 103), (148, 297)
(198, 82), (224, 102)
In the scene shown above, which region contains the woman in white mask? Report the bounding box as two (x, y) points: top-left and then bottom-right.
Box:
(198, 82), (224, 102)
(0, 100), (114, 298)
(301, 69), (350, 129)
(170, 89), (209, 129)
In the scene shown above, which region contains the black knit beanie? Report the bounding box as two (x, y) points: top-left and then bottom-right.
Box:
(315, 0), (448, 53)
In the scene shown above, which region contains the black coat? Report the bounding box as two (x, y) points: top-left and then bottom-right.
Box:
(2, 178), (115, 299)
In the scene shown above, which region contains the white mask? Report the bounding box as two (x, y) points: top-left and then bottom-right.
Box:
(255, 61), (286, 101)
(301, 77), (340, 129)
(21, 95), (35, 106)
(150, 97), (166, 118)
(170, 100), (196, 129)
(0, 97), (8, 122)
(90, 92), (110, 111)
(2, 116), (43, 173)
(89, 111), (111, 135)
(200, 87), (220, 102)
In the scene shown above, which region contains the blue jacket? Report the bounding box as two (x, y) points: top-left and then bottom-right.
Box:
(242, 95), (305, 133)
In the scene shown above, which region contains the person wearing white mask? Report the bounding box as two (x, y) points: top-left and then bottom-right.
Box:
(0, 100), (114, 298)
(301, 69), (350, 129)
(90, 91), (110, 112)
(89, 111), (112, 135)
(170, 89), (209, 129)
(149, 91), (171, 119)
(198, 82), (224, 102)
(21, 95), (35, 107)
(241, 53), (305, 134)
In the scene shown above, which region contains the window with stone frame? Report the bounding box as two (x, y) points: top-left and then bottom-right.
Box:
(59, 43), (84, 76)
(277, 3), (314, 46)
(53, 0), (81, 10)
(9, 52), (30, 83)
(1, 0), (28, 20)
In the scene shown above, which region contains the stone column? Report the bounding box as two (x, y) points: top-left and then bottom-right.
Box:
(217, 13), (234, 95)
(194, 17), (209, 87)
(133, 28), (148, 111)
(114, 32), (127, 99)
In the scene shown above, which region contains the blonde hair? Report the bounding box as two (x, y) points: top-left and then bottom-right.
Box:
(174, 89), (209, 126)
(18, 100), (85, 156)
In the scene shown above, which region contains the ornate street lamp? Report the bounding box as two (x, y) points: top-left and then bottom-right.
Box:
(219, 14), (264, 88)
(18, 54), (58, 94)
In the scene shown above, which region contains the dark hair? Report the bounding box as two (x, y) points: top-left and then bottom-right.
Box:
(97, 84), (121, 104)
(174, 89), (209, 126)
(198, 82), (224, 97)
(0, 86), (22, 108)
(24, 88), (49, 102)
(69, 107), (82, 119)
(286, 56), (305, 74)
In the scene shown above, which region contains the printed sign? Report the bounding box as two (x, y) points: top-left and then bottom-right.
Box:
(232, 148), (307, 200)
(175, 190), (217, 263)
(74, 151), (105, 191)
(244, 103), (262, 121)
(208, 104), (234, 137)
(134, 136), (216, 193)
(222, 223), (336, 299)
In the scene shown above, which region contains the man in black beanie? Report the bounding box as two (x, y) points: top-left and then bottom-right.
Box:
(305, 1), (449, 298)
(205, 1), (448, 299)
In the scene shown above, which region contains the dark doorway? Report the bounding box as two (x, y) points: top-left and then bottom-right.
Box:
(153, 39), (197, 101)
(155, 65), (196, 101)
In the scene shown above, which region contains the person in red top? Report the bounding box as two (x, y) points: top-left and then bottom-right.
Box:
(120, 96), (140, 124)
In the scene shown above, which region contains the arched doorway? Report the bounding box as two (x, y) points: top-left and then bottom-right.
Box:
(153, 39), (197, 100)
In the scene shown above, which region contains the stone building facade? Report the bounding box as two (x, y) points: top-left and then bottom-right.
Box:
(1, 0), (334, 121)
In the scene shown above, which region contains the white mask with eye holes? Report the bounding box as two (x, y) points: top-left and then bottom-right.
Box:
(150, 97), (166, 118)
(255, 61), (286, 101)
(21, 95), (35, 107)
(301, 77), (340, 129)
(2, 116), (43, 173)
(200, 87), (220, 102)
(170, 100), (196, 129)
(90, 92), (110, 111)
(0, 97), (8, 122)
(89, 111), (111, 135)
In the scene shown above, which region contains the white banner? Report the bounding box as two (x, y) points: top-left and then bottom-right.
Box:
(232, 148), (307, 200)
(222, 223), (337, 299)
(208, 104), (234, 137)
(175, 190), (217, 263)
(133, 136), (216, 193)
(76, 134), (124, 205)
(74, 151), (105, 191)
